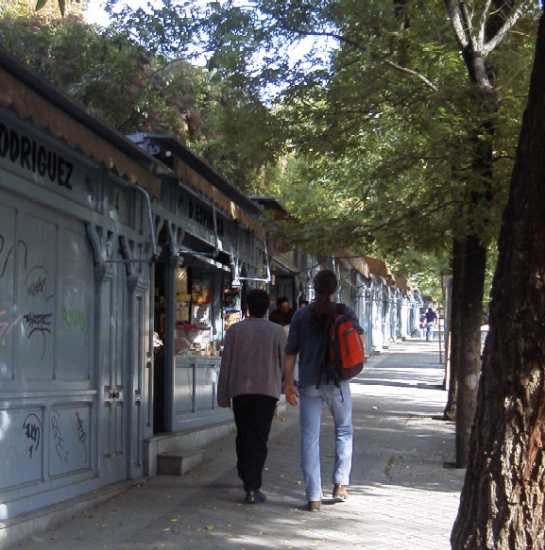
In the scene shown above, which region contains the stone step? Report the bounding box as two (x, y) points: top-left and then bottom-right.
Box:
(157, 451), (204, 476)
(145, 419), (235, 476)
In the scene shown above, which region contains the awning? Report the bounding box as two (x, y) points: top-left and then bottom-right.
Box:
(335, 250), (370, 279)
(174, 158), (264, 240)
(394, 274), (411, 292)
(363, 256), (396, 285)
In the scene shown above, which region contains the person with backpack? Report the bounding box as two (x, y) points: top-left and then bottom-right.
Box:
(284, 269), (365, 512)
(218, 289), (287, 505)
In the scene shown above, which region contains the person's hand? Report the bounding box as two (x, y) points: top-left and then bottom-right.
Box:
(285, 383), (299, 406)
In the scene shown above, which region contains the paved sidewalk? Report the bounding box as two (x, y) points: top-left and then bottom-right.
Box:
(18, 340), (464, 550)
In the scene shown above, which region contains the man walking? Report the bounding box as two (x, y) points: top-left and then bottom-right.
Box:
(218, 289), (286, 504)
(284, 270), (364, 511)
(424, 306), (437, 341)
(269, 296), (293, 326)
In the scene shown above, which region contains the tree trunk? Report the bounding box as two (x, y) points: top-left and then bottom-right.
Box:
(450, 49), (495, 467)
(441, 273), (453, 391)
(444, 239), (464, 420)
(452, 12), (545, 549)
(455, 234), (486, 467)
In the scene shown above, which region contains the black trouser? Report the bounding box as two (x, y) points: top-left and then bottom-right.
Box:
(232, 394), (278, 492)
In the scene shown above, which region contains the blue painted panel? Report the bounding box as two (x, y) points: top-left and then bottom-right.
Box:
(174, 366), (193, 414)
(173, 356), (223, 429)
(56, 228), (93, 382)
(49, 403), (92, 478)
(0, 407), (43, 491)
(0, 203), (16, 381)
(0, 127), (152, 520)
(17, 214), (57, 380)
(194, 366), (217, 411)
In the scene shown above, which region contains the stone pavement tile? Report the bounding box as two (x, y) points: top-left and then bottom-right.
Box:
(17, 340), (463, 550)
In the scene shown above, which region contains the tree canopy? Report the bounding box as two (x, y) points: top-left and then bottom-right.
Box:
(0, 11), (283, 192)
(1, 0), (539, 294)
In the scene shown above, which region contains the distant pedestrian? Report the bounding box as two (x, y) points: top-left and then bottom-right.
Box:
(424, 307), (437, 341)
(269, 296), (293, 326)
(284, 269), (364, 511)
(218, 289), (287, 504)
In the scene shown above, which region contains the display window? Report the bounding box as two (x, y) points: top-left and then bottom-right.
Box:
(174, 266), (214, 356)
(223, 286), (242, 332)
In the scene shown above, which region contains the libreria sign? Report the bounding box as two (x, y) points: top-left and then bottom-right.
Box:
(0, 122), (73, 189)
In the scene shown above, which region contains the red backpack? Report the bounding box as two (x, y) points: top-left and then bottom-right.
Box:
(325, 304), (365, 382)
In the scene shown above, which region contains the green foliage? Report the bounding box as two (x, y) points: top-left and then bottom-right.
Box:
(1, 1), (539, 290)
(0, 13), (283, 192)
(0, 0), (80, 18)
(248, 2), (534, 269)
(145, 0), (535, 290)
(0, 16), (191, 133)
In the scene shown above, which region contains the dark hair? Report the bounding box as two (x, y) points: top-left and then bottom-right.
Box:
(310, 269), (338, 329)
(247, 289), (270, 318)
(276, 296), (289, 308)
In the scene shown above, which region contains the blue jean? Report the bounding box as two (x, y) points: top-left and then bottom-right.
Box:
(426, 321), (434, 341)
(299, 382), (353, 501)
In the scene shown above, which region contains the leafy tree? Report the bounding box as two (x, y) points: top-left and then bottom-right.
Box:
(0, 13), (282, 191)
(439, 0), (538, 467)
(0, 0), (86, 18)
(163, 0), (536, 471)
(452, 9), (545, 548)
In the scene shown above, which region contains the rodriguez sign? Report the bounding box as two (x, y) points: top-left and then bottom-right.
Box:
(0, 122), (73, 189)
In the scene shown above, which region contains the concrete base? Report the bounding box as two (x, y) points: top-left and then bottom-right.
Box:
(145, 420), (235, 477)
(157, 451), (204, 476)
(0, 480), (138, 550)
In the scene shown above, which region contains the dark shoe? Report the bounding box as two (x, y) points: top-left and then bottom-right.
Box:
(244, 490), (267, 504)
(332, 484), (349, 502)
(307, 500), (321, 512)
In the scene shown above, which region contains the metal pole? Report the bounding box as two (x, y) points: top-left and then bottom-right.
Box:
(438, 310), (443, 365)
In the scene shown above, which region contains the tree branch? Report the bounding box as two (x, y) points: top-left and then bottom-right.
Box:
(482, 0), (532, 56)
(460, 1), (479, 50)
(444, 0), (470, 48)
(478, 0), (494, 49)
(281, 27), (367, 53)
(384, 59), (439, 92)
(281, 26), (438, 92)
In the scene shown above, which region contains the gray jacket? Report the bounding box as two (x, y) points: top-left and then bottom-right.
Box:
(217, 317), (287, 406)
